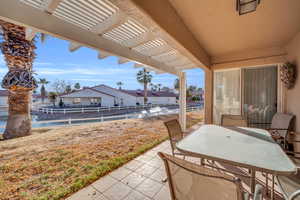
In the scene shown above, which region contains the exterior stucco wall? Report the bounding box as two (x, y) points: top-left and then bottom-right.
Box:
(140, 97), (177, 104)
(62, 97), (114, 107)
(285, 31), (300, 132)
(0, 96), (8, 106)
(93, 86), (139, 106)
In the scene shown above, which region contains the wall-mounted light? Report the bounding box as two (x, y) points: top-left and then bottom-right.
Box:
(236, 0), (261, 15)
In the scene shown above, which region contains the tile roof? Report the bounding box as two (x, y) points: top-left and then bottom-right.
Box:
(0, 90), (9, 97)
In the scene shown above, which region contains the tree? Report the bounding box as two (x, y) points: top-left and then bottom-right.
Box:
(174, 78), (179, 91)
(38, 78), (49, 103)
(65, 85), (72, 93)
(74, 82), (80, 90)
(116, 81), (123, 90)
(0, 20), (38, 139)
(161, 86), (170, 92)
(157, 83), (162, 91)
(52, 80), (67, 94)
(48, 92), (57, 107)
(136, 68), (152, 104)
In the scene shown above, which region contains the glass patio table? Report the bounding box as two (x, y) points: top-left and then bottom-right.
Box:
(176, 125), (297, 199)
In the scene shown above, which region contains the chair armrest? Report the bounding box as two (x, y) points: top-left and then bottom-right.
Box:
(289, 190), (300, 200)
(253, 184), (263, 200)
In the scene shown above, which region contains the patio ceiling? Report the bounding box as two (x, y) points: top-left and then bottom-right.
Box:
(133, 0), (300, 69)
(0, 0), (212, 75)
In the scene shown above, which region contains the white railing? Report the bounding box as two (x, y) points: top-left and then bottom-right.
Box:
(0, 106), (202, 130)
(38, 104), (179, 114)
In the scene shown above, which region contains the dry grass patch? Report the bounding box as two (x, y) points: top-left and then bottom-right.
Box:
(0, 111), (203, 200)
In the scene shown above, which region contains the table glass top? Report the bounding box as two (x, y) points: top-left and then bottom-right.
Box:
(176, 125), (296, 174)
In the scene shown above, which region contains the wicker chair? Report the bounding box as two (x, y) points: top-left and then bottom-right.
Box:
(164, 119), (186, 157)
(159, 152), (263, 200)
(221, 114), (248, 127)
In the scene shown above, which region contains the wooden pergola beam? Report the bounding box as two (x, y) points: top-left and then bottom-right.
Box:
(0, 0), (178, 75)
(131, 0), (211, 70)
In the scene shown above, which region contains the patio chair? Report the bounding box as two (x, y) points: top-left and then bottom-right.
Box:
(158, 152), (263, 200)
(221, 114), (248, 127)
(267, 113), (295, 148)
(164, 119), (187, 157)
(276, 137), (300, 200)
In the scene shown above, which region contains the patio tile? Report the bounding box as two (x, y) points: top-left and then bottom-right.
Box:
(134, 155), (153, 163)
(109, 167), (132, 181)
(149, 168), (166, 183)
(123, 190), (151, 200)
(92, 175), (118, 193)
(134, 164), (158, 177)
(67, 186), (107, 200)
(153, 185), (171, 200)
(103, 182), (132, 200)
(135, 178), (163, 198)
(121, 172), (146, 188)
(146, 157), (163, 169)
(123, 160), (144, 171)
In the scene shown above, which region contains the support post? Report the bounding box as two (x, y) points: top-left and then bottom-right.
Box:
(179, 71), (187, 131)
(204, 69), (213, 124)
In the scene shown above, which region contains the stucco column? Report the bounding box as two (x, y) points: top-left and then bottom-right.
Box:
(204, 69), (213, 124)
(179, 71), (187, 131)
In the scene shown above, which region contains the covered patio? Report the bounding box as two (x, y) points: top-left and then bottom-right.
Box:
(0, 0), (300, 199)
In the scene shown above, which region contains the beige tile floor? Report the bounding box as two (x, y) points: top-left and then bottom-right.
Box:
(67, 140), (172, 200)
(67, 140), (284, 200)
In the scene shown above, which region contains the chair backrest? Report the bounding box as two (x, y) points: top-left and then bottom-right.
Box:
(271, 113), (295, 137)
(164, 119), (183, 152)
(221, 114), (248, 127)
(158, 152), (244, 200)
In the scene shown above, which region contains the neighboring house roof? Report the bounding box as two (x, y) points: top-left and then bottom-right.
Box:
(121, 90), (178, 97)
(0, 90), (9, 97)
(92, 84), (178, 98)
(60, 88), (115, 98)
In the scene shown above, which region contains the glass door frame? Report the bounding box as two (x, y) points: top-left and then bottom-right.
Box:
(213, 64), (284, 123)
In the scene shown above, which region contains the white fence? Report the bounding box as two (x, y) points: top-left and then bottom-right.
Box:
(0, 106), (202, 130)
(39, 104), (179, 114)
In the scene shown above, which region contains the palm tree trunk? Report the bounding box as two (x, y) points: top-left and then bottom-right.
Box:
(144, 82), (148, 105)
(0, 20), (37, 139)
(4, 90), (31, 139)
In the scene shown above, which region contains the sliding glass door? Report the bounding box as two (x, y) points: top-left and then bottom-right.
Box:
(213, 66), (278, 126)
(213, 69), (241, 124)
(243, 66), (278, 128)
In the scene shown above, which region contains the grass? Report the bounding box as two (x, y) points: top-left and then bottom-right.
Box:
(0, 111), (203, 200)
(33, 136), (168, 200)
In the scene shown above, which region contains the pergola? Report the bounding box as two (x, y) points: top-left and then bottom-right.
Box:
(0, 0), (300, 130)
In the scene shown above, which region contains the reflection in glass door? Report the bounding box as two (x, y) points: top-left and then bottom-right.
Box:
(243, 66), (278, 128)
(213, 69), (241, 124)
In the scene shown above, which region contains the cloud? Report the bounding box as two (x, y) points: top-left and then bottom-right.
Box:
(0, 55), (4, 65)
(35, 66), (132, 76)
(70, 78), (107, 82)
(34, 62), (54, 66)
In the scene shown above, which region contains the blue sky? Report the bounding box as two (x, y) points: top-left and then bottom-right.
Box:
(0, 36), (204, 92)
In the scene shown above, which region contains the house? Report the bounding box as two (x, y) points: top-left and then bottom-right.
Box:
(0, 90), (8, 107)
(60, 87), (115, 107)
(59, 84), (178, 107)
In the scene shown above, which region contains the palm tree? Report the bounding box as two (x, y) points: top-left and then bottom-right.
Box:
(174, 78), (179, 91)
(0, 20), (38, 139)
(116, 81), (124, 90)
(157, 83), (162, 91)
(38, 78), (49, 103)
(136, 68), (152, 104)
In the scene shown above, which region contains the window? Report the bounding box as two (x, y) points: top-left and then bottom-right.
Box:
(90, 98), (101, 104)
(73, 98), (81, 104)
